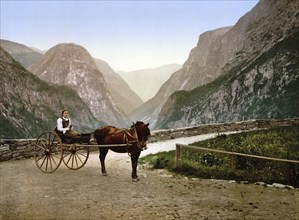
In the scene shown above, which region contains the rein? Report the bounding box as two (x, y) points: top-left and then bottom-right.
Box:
(109, 125), (142, 154)
(123, 124), (142, 150)
(104, 123), (144, 153)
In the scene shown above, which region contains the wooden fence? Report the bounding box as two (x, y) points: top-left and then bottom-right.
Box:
(175, 143), (299, 185)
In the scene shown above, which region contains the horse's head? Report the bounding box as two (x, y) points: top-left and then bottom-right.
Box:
(131, 121), (151, 149)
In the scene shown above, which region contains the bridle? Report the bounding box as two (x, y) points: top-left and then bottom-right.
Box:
(124, 122), (142, 150)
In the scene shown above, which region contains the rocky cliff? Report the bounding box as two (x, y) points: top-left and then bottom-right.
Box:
(28, 43), (130, 127)
(1, 40), (143, 116)
(0, 39), (43, 68)
(156, 0), (299, 128)
(131, 0), (299, 129)
(0, 47), (102, 138)
(94, 58), (143, 114)
(128, 69), (183, 128)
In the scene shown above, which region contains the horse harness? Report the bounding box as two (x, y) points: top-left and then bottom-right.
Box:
(107, 125), (143, 155)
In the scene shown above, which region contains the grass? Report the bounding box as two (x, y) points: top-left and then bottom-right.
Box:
(140, 126), (299, 186)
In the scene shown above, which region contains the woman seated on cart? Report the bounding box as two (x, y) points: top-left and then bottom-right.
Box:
(55, 110), (81, 142)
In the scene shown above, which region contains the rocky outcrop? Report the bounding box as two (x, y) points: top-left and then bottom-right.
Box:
(132, 0), (299, 129)
(94, 58), (143, 114)
(129, 28), (234, 128)
(1, 40), (143, 116)
(0, 47), (102, 138)
(128, 69), (183, 128)
(28, 43), (130, 127)
(157, 0), (299, 129)
(0, 39), (43, 68)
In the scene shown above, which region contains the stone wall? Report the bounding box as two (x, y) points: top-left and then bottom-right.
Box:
(149, 118), (299, 142)
(1, 118), (298, 162)
(0, 139), (36, 161)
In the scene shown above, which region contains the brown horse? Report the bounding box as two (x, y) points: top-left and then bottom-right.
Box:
(94, 121), (151, 181)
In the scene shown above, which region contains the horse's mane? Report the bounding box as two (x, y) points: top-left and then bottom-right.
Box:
(131, 121), (151, 136)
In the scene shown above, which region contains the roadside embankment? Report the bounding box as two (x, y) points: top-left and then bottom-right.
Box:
(1, 118), (298, 161)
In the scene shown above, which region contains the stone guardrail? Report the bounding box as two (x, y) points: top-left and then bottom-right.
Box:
(1, 118), (299, 162)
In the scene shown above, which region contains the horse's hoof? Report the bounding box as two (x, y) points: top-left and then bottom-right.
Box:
(132, 178), (140, 182)
(102, 173), (108, 176)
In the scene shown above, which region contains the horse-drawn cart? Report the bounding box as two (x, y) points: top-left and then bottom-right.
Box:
(34, 131), (132, 173)
(34, 122), (151, 180)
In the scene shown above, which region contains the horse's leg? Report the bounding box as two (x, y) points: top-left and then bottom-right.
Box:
(131, 150), (141, 181)
(99, 148), (108, 176)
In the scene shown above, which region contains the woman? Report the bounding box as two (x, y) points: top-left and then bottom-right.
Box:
(55, 110), (81, 139)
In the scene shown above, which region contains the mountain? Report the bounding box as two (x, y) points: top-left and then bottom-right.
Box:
(117, 64), (181, 102)
(0, 39), (43, 68)
(94, 59), (143, 114)
(131, 0), (299, 129)
(128, 28), (234, 128)
(28, 43), (130, 127)
(156, 0), (299, 128)
(0, 40), (143, 115)
(0, 47), (102, 138)
(128, 28), (232, 128)
(128, 69), (183, 128)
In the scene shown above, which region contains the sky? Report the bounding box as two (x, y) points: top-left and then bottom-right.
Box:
(1, 0), (258, 72)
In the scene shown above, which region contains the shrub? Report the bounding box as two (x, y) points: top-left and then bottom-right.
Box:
(140, 126), (299, 186)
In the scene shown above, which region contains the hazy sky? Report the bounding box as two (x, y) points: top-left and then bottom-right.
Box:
(1, 0), (258, 71)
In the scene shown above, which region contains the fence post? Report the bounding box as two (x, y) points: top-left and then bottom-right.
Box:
(175, 144), (181, 168)
(286, 163), (296, 186)
(230, 155), (236, 176)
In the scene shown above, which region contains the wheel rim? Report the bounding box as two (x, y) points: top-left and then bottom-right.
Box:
(34, 131), (62, 173)
(63, 145), (89, 170)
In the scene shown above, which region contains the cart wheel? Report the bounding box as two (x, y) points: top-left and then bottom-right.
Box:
(62, 145), (89, 170)
(34, 131), (63, 173)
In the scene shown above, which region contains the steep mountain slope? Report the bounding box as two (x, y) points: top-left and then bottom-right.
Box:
(129, 27), (231, 128)
(1, 40), (143, 115)
(128, 69), (183, 128)
(28, 43), (130, 127)
(0, 47), (102, 138)
(156, 0), (299, 128)
(131, 0), (299, 129)
(129, 28), (234, 127)
(0, 39), (43, 68)
(94, 59), (143, 114)
(117, 64), (181, 102)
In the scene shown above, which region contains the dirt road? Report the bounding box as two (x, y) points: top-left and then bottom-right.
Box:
(1, 143), (298, 220)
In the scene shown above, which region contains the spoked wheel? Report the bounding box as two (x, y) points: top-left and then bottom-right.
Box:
(62, 144), (89, 170)
(34, 131), (63, 173)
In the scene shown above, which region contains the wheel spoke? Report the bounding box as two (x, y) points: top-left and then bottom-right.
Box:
(75, 153), (84, 164)
(49, 154), (58, 167)
(36, 143), (46, 150)
(51, 153), (61, 160)
(49, 155), (53, 171)
(38, 156), (47, 168)
(74, 153), (79, 167)
(62, 145), (89, 170)
(39, 141), (47, 150)
(35, 131), (63, 173)
(71, 153), (75, 168)
(64, 152), (72, 165)
(36, 154), (45, 163)
(51, 147), (61, 154)
(76, 150), (88, 158)
(45, 156), (49, 172)
(49, 141), (59, 151)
